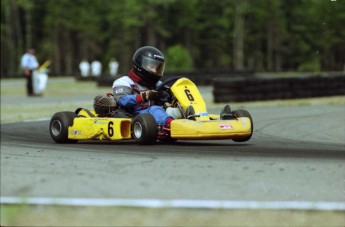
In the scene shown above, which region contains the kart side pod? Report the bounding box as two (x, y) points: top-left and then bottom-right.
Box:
(68, 117), (132, 140)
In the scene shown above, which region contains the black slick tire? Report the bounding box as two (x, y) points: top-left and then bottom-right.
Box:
(131, 114), (158, 145)
(49, 111), (78, 143)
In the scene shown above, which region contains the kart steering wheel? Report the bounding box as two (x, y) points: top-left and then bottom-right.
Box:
(155, 76), (183, 91)
(155, 76), (183, 105)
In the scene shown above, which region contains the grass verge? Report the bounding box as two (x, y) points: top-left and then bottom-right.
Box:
(1, 204), (345, 227)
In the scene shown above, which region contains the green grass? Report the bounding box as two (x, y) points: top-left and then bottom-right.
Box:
(1, 204), (345, 226)
(1, 77), (110, 123)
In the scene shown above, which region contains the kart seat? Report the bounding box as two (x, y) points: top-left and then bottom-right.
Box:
(75, 108), (96, 117)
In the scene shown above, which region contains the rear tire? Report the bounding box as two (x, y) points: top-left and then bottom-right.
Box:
(232, 109), (253, 142)
(132, 114), (158, 145)
(50, 111), (78, 143)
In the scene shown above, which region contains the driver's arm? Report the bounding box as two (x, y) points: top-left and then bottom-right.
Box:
(113, 85), (139, 107)
(113, 86), (159, 107)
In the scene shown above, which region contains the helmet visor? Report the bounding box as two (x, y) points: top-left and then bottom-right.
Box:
(142, 56), (165, 76)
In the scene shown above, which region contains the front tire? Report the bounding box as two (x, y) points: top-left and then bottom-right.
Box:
(132, 114), (158, 145)
(49, 111), (78, 143)
(232, 109), (253, 142)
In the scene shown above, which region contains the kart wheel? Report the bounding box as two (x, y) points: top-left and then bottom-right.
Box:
(232, 109), (253, 142)
(132, 114), (158, 145)
(49, 111), (78, 143)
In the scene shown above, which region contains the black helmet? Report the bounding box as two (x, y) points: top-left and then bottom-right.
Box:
(132, 46), (165, 88)
(93, 95), (117, 117)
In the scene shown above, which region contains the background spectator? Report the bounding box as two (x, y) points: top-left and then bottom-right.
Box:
(79, 59), (90, 77)
(109, 58), (119, 76)
(20, 48), (39, 96)
(91, 60), (102, 77)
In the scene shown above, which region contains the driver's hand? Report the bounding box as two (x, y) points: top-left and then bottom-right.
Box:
(140, 90), (160, 102)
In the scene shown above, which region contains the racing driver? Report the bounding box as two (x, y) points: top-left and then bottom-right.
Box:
(112, 46), (173, 132)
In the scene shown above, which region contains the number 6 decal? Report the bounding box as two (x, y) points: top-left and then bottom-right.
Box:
(184, 89), (194, 101)
(108, 121), (114, 137)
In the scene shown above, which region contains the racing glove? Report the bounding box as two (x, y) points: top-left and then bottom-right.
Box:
(140, 90), (160, 102)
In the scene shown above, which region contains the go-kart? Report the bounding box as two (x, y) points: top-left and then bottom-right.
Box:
(49, 76), (253, 145)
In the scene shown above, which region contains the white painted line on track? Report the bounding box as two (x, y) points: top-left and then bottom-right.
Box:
(1, 197), (344, 211)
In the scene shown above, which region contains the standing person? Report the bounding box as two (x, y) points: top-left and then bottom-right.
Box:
(91, 60), (102, 77)
(112, 46), (173, 131)
(109, 58), (119, 76)
(79, 59), (90, 77)
(21, 48), (39, 96)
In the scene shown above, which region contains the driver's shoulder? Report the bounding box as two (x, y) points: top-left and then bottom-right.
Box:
(113, 75), (133, 88)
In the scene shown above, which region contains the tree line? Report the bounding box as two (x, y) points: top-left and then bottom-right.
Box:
(1, 0), (344, 77)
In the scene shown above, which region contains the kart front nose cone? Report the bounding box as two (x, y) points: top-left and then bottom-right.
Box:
(51, 120), (62, 136)
(133, 122), (143, 138)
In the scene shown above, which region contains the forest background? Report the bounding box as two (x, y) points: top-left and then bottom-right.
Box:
(1, 0), (344, 77)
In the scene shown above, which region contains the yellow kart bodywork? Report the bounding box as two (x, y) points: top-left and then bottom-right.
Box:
(170, 118), (251, 140)
(170, 78), (209, 121)
(68, 116), (132, 141)
(68, 110), (251, 140)
(66, 113), (251, 141)
(169, 78), (252, 140)
(50, 77), (253, 144)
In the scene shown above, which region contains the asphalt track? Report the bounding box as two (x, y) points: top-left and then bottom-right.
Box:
(1, 105), (345, 209)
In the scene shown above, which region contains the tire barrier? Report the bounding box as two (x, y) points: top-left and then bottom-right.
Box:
(213, 74), (345, 102)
